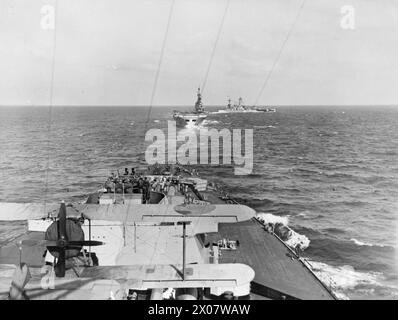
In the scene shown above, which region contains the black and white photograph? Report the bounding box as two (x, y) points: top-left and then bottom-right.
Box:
(0, 0), (397, 306)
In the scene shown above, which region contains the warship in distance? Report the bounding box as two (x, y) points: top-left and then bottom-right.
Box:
(0, 164), (337, 300)
(173, 87), (207, 127)
(215, 97), (276, 114)
(216, 97), (258, 113)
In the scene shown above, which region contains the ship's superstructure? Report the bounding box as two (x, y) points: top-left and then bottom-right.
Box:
(216, 97), (258, 113)
(173, 88), (207, 127)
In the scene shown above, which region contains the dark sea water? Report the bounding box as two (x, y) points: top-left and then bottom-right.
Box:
(0, 105), (397, 299)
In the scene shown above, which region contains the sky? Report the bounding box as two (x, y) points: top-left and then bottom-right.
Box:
(0, 0), (397, 106)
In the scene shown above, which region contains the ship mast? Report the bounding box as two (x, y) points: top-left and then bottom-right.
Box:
(194, 87), (204, 113)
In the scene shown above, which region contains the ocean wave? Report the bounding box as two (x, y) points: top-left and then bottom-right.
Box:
(291, 168), (323, 175)
(295, 212), (325, 220)
(350, 238), (387, 248)
(339, 200), (370, 207)
(322, 227), (346, 235)
(285, 231), (310, 250)
(232, 197), (274, 208)
(202, 120), (219, 125)
(307, 260), (380, 289)
(256, 213), (310, 250)
(296, 212), (308, 218)
(254, 125), (275, 129)
(256, 212), (288, 225)
(303, 260), (398, 299)
(321, 172), (357, 179)
(304, 235), (396, 273)
(243, 173), (264, 179)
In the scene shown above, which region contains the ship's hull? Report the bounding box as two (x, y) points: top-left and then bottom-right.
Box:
(253, 107), (276, 112)
(213, 109), (260, 114)
(173, 112), (207, 127)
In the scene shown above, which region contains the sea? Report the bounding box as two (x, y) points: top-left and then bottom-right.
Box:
(0, 105), (397, 299)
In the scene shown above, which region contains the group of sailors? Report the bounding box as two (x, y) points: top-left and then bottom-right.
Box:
(103, 166), (200, 204)
(104, 168), (152, 200)
(147, 162), (199, 177)
(151, 176), (175, 194)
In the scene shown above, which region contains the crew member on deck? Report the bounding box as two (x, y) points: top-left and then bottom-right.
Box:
(124, 168), (129, 175)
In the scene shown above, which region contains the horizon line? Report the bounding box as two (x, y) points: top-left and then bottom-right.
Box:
(1, 104), (398, 108)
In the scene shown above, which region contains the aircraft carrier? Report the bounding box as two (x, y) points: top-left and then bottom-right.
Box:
(0, 164), (337, 300)
(172, 88), (207, 127)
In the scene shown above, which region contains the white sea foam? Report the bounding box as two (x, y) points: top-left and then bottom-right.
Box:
(256, 213), (289, 225)
(202, 120), (219, 125)
(285, 230), (310, 250)
(254, 125), (275, 128)
(255, 213), (310, 250)
(304, 260), (383, 300)
(350, 238), (385, 247)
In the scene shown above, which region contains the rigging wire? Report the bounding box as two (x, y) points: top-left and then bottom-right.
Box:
(44, 0), (59, 215)
(201, 0), (230, 94)
(253, 0), (306, 106)
(144, 0), (176, 130)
